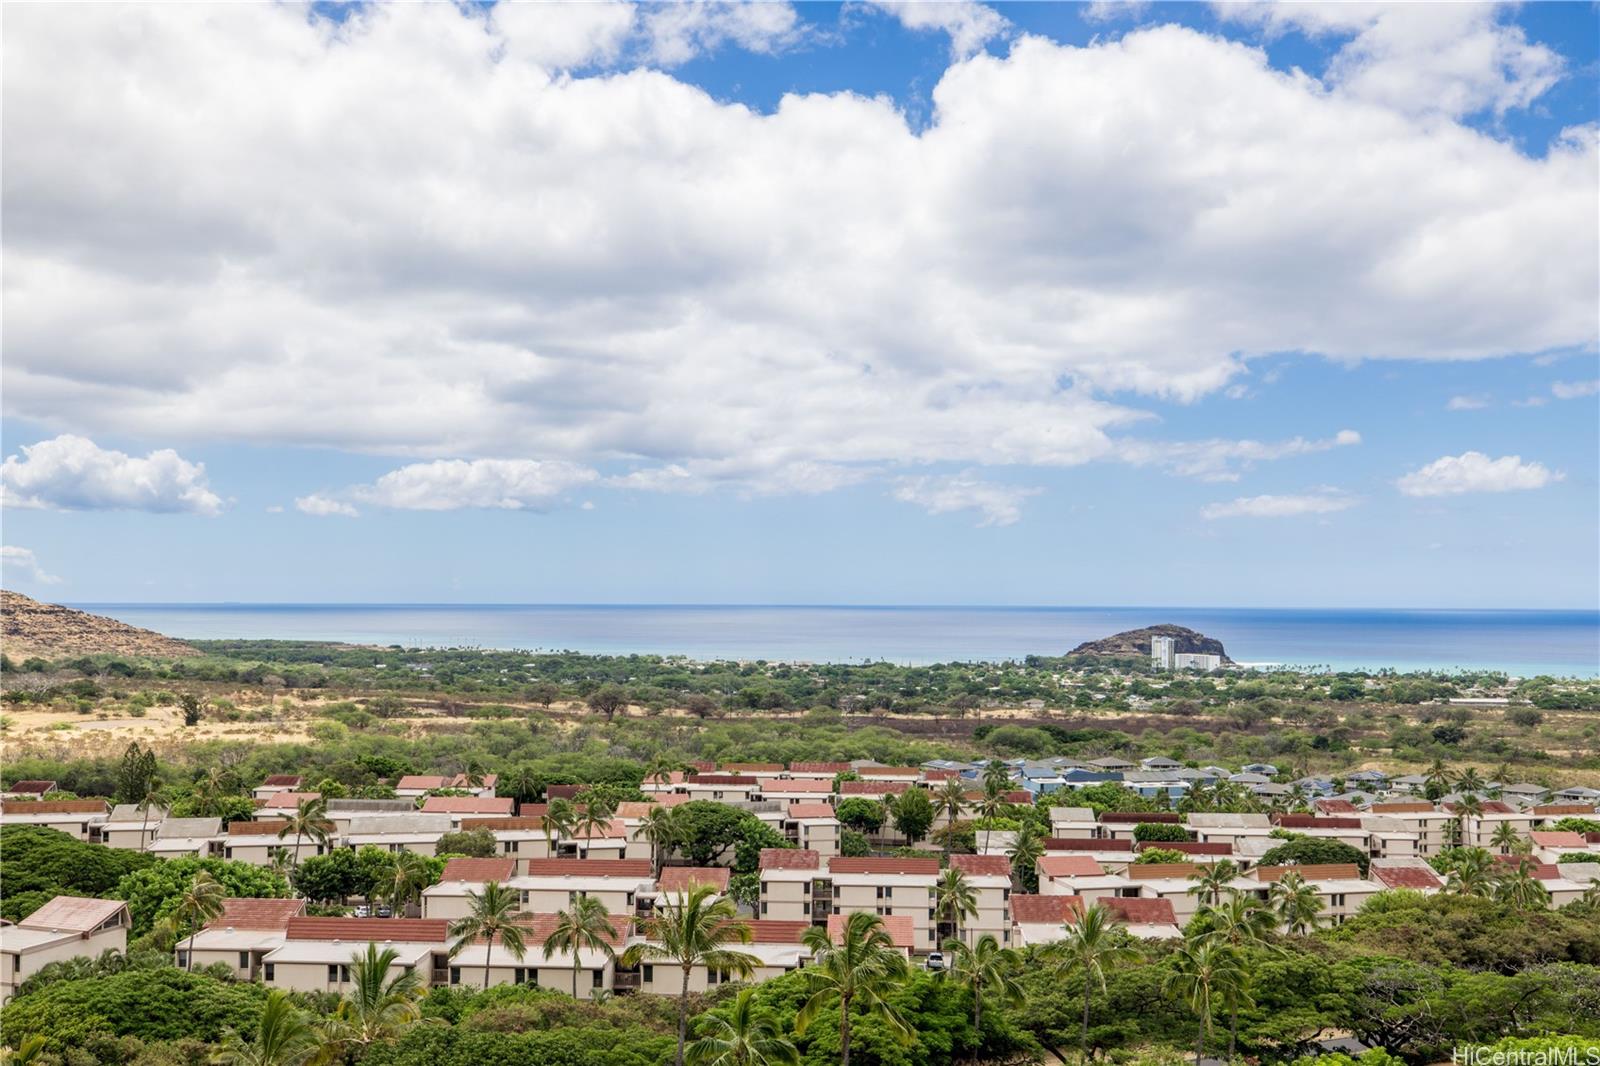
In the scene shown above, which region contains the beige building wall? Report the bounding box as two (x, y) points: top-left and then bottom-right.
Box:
(0, 927), (127, 1008)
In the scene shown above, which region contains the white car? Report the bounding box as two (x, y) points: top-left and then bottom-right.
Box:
(925, 951), (945, 971)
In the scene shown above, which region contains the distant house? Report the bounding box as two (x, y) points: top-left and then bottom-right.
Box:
(181, 898), (307, 978)
(251, 775), (304, 801)
(1141, 757), (1182, 770)
(1, 780), (57, 800)
(1, 897), (130, 1007)
(260, 918), (452, 994)
(1088, 757), (1135, 771)
(1241, 763), (1279, 776)
(0, 799), (109, 839)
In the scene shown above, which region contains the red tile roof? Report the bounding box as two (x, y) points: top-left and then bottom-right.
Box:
(260, 775), (303, 788)
(229, 819), (291, 836)
(285, 917), (451, 943)
(828, 857), (939, 876)
(545, 784), (583, 799)
(1102, 897), (1178, 925)
(519, 913), (632, 946)
(1315, 800), (1359, 814)
(1370, 863), (1443, 890)
(839, 781), (911, 795)
(787, 803), (837, 819)
(18, 896), (128, 932)
(922, 769), (962, 781)
(1045, 837), (1132, 851)
(1010, 894), (1086, 924)
(659, 867), (732, 893)
(439, 858), (517, 883)
(7, 780), (56, 794)
(1530, 831), (1587, 848)
(1101, 811), (1181, 824)
(761, 778), (834, 793)
(828, 913), (915, 948)
(1273, 814), (1363, 829)
(760, 848), (820, 870)
(951, 854), (1012, 877)
(395, 775), (448, 790)
(722, 763), (783, 774)
(1445, 800), (1513, 815)
(1126, 862), (1206, 880)
(420, 796), (514, 815)
(687, 775), (760, 787)
(1, 799), (108, 815)
(207, 898), (306, 930)
(1037, 855), (1106, 877)
(522, 858), (653, 878)
(461, 816), (551, 831)
(1001, 790), (1033, 804)
(788, 762), (850, 774)
(858, 767), (921, 778)
(1370, 802), (1436, 814)
(257, 791), (322, 809)
(1534, 804), (1598, 816)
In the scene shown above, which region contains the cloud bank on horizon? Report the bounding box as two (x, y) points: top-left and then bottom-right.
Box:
(0, 0), (1595, 604)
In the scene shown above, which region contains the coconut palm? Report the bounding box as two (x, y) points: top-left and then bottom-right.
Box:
(574, 795), (617, 857)
(1197, 894), (1275, 1060)
(1007, 822), (1046, 893)
(933, 778), (969, 863)
(0, 1035), (47, 1066)
(623, 884), (758, 1066)
(136, 781), (166, 853)
(318, 943), (426, 1056)
(636, 804), (680, 879)
(380, 850), (435, 919)
(543, 894), (617, 999)
(277, 795), (333, 872)
(1443, 847), (1496, 897)
(1456, 767), (1486, 795)
(213, 989), (316, 1066)
(1489, 821), (1523, 856)
(1268, 872), (1324, 936)
(1187, 860), (1239, 908)
(981, 760), (1012, 795)
(1494, 861), (1551, 910)
(1164, 937), (1247, 1065)
(1452, 794), (1485, 850)
(448, 881), (529, 990)
(686, 987), (799, 1066)
(175, 870), (228, 972)
(1053, 902), (1141, 1063)
(1423, 758), (1451, 797)
(540, 797), (575, 855)
(943, 934), (1023, 1066)
(794, 912), (913, 1066)
(933, 866), (978, 944)
(973, 788), (1007, 856)
(194, 767), (237, 819)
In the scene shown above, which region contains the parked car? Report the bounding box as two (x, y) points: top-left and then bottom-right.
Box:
(925, 951), (944, 971)
(353, 905), (370, 918)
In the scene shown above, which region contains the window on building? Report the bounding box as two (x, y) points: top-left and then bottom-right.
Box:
(450, 967), (462, 985)
(644, 964), (654, 983)
(760, 901), (768, 915)
(592, 969), (604, 988)
(177, 951), (189, 968)
(506, 840), (519, 853)
(760, 882), (769, 895)
(239, 952), (250, 970)
(264, 963), (275, 982)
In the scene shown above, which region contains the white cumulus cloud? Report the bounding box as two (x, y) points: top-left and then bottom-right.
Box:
(865, 1), (1009, 59)
(295, 494), (360, 518)
(1200, 490), (1358, 520)
(1, 435), (223, 515)
(1396, 451), (1563, 497)
(1447, 394), (1490, 410)
(1119, 429), (1360, 482)
(892, 473), (1039, 526)
(1, 545), (62, 585)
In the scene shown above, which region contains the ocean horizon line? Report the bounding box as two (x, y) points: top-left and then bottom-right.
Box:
(63, 601), (1600, 614)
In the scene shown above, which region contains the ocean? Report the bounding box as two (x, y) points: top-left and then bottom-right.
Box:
(68, 603), (1600, 677)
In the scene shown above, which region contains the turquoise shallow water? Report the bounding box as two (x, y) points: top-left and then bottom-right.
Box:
(69, 603), (1600, 677)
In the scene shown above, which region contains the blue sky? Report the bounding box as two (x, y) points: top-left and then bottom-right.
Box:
(2, 1), (1597, 608)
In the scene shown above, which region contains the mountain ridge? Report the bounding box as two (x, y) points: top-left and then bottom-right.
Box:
(1, 590), (200, 661)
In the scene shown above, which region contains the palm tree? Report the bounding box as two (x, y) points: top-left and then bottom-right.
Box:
(1187, 860), (1239, 908)
(381, 850), (435, 918)
(1007, 822), (1046, 892)
(981, 761), (1012, 795)
(1423, 758), (1451, 797)
(543, 895), (617, 999)
(278, 795), (333, 872)
(319, 944), (426, 1057)
(194, 767), (236, 819)
(1269, 872), (1324, 936)
(574, 795), (616, 857)
(540, 797), (575, 856)
(1456, 767), (1486, 795)
(214, 989), (316, 1066)
(449, 881), (530, 990)
(1494, 861), (1550, 910)
(1164, 937), (1247, 1065)
(176, 870), (228, 972)
(1489, 821), (1523, 855)
(1053, 903), (1140, 1063)
(943, 934), (1023, 1066)
(636, 804), (680, 879)
(1198, 894), (1275, 1060)
(136, 781), (166, 853)
(0, 1035), (47, 1066)
(1452, 794), (1485, 849)
(623, 883), (758, 1066)
(973, 788), (1007, 856)
(1443, 847), (1496, 897)
(933, 866), (978, 944)
(686, 987), (799, 1066)
(794, 912), (912, 1066)
(933, 778), (969, 863)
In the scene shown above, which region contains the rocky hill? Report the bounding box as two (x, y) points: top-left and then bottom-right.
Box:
(1, 590), (199, 661)
(1068, 624), (1231, 663)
